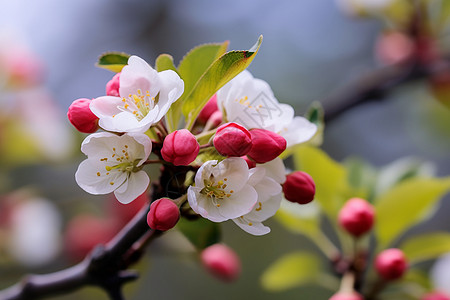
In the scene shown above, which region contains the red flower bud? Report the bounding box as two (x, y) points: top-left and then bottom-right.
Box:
(198, 94), (219, 123)
(147, 198), (180, 231)
(106, 72), (121, 97)
(375, 248), (408, 280)
(283, 171), (315, 204)
(338, 198), (375, 237)
(422, 292), (450, 300)
(205, 110), (223, 129)
(329, 291), (364, 300)
(67, 98), (99, 133)
(201, 244), (241, 282)
(161, 129), (200, 166)
(213, 122), (252, 157)
(247, 129), (286, 163)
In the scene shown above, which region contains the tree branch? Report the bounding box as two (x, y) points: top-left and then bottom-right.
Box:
(0, 205), (154, 300)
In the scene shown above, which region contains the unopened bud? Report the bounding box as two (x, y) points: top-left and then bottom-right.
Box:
(213, 122), (252, 157)
(329, 291), (364, 300)
(201, 244), (241, 282)
(198, 94), (219, 123)
(375, 248), (408, 280)
(338, 198), (375, 237)
(161, 129), (199, 166)
(205, 110), (223, 129)
(422, 292), (450, 300)
(67, 98), (99, 133)
(283, 171), (315, 204)
(375, 31), (414, 65)
(147, 198), (180, 231)
(106, 72), (121, 97)
(247, 129), (286, 163)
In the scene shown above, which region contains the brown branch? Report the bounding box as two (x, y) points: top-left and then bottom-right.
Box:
(0, 205), (154, 300)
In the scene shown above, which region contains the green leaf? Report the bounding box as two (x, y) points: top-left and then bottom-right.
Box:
(260, 252), (322, 292)
(293, 146), (349, 221)
(155, 54), (177, 73)
(162, 42), (228, 132)
(183, 35), (263, 130)
(375, 177), (450, 248)
(275, 202), (320, 239)
(178, 41), (229, 97)
(303, 101), (325, 147)
(176, 217), (221, 250)
(344, 157), (377, 201)
(374, 157), (435, 200)
(155, 54), (180, 132)
(400, 232), (450, 265)
(96, 52), (131, 72)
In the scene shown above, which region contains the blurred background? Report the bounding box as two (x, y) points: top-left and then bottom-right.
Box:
(0, 0), (449, 299)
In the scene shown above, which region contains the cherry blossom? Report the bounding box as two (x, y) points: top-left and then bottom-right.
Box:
(90, 55), (184, 133)
(216, 70), (316, 147)
(187, 157), (258, 222)
(75, 132), (152, 204)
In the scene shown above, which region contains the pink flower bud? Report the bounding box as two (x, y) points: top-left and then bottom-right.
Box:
(329, 291), (364, 300)
(205, 110), (223, 129)
(67, 98), (99, 133)
(213, 122), (252, 157)
(161, 129), (200, 166)
(375, 248), (408, 280)
(283, 171), (315, 204)
(198, 94), (219, 123)
(106, 72), (121, 97)
(147, 198), (180, 231)
(201, 244), (241, 282)
(375, 31), (414, 66)
(338, 198), (375, 237)
(422, 292), (450, 300)
(246, 129), (286, 163)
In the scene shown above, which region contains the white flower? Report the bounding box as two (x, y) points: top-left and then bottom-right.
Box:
(216, 70), (317, 147)
(90, 55), (184, 133)
(187, 157), (258, 222)
(75, 132), (152, 204)
(232, 163), (283, 236)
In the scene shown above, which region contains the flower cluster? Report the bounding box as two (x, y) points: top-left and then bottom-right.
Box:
(69, 52), (317, 237)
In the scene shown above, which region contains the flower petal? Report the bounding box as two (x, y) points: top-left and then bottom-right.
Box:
(281, 116), (317, 147)
(114, 171), (150, 204)
(75, 159), (127, 195)
(154, 69), (184, 122)
(259, 157), (286, 184)
(119, 56), (160, 98)
(212, 157), (249, 193)
(188, 187), (228, 222)
(216, 184), (258, 220)
(232, 218), (270, 236)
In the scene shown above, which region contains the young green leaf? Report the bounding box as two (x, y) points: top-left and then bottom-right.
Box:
(183, 36), (263, 130)
(96, 52), (130, 72)
(155, 54), (177, 73)
(375, 177), (450, 249)
(260, 252), (323, 292)
(400, 232), (450, 265)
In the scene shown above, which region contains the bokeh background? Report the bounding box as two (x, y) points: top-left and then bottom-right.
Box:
(0, 0), (449, 299)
